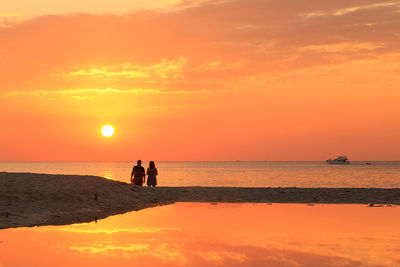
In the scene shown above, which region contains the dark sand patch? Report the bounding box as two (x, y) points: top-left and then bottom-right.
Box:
(1, 172), (399, 229)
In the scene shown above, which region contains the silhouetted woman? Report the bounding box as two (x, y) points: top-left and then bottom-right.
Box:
(146, 161), (158, 187)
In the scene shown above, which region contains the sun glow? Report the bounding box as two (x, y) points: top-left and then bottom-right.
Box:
(101, 125), (114, 137)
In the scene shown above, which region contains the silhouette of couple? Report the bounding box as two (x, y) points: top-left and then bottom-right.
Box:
(131, 160), (158, 187)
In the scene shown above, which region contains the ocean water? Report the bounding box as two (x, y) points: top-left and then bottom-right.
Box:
(1, 161), (399, 188)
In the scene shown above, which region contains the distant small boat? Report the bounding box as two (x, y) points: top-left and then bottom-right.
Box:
(326, 156), (350, 165)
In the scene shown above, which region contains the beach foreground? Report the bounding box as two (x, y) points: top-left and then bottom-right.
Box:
(1, 172), (400, 229)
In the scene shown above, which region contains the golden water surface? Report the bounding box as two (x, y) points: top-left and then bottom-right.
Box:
(0, 203), (399, 266)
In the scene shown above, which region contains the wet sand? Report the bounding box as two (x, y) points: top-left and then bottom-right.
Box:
(1, 172), (400, 229)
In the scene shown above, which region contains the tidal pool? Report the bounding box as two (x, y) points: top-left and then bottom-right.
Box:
(0, 203), (399, 266)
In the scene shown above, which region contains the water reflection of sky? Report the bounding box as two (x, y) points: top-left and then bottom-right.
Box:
(1, 203), (400, 266)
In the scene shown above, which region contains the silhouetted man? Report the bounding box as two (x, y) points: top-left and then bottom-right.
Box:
(131, 160), (145, 186)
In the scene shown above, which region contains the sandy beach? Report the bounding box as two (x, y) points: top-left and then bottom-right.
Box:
(1, 172), (400, 229)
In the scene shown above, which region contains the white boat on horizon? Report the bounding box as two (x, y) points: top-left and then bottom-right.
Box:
(327, 156), (351, 165)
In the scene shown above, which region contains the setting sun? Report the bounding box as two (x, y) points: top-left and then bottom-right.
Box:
(101, 125), (114, 137)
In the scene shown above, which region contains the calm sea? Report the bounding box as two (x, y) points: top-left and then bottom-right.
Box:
(0, 161), (399, 188)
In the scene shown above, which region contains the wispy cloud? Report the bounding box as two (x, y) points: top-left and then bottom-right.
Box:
(0, 88), (156, 100)
(0, 87), (211, 100)
(55, 58), (187, 81)
(1, 0), (400, 92)
(0, 13), (21, 17)
(333, 2), (399, 16)
(301, 2), (400, 18)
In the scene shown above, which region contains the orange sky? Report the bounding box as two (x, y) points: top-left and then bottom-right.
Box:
(1, 0), (399, 161)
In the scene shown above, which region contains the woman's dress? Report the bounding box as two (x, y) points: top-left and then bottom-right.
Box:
(147, 167), (158, 186)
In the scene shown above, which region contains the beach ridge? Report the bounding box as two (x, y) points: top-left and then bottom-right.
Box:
(1, 172), (399, 229)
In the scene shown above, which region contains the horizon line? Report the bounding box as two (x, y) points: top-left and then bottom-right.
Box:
(1, 160), (399, 163)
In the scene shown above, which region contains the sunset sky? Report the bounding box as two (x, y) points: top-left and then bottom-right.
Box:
(1, 0), (399, 161)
